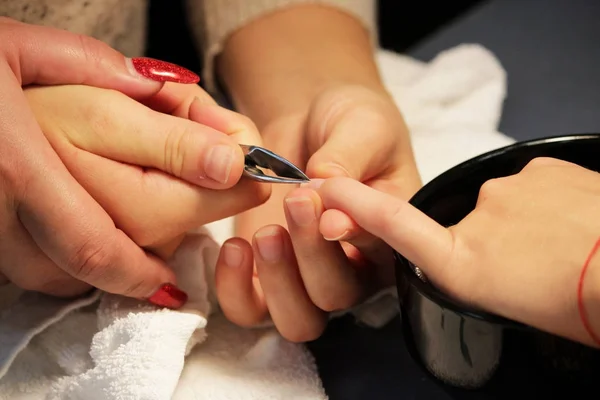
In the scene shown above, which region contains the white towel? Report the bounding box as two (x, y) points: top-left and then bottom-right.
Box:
(0, 44), (515, 400)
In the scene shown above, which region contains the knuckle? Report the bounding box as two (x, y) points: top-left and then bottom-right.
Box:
(379, 200), (407, 237)
(230, 115), (262, 144)
(238, 115), (255, 131)
(164, 124), (192, 176)
(477, 177), (508, 204)
(67, 236), (116, 281)
(75, 34), (104, 73)
(523, 156), (563, 171)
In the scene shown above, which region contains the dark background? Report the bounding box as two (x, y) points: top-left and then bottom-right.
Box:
(144, 0), (485, 82)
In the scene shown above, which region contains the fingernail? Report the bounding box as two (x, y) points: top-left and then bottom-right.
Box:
(204, 145), (235, 184)
(285, 196), (316, 227)
(324, 230), (350, 241)
(301, 178), (325, 189)
(223, 242), (243, 267)
(127, 57), (200, 84)
(148, 283), (188, 309)
(254, 227), (283, 263)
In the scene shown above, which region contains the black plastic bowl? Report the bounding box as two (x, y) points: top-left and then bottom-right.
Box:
(394, 134), (600, 396)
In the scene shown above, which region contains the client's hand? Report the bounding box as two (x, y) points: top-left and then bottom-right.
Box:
(216, 84), (420, 341)
(315, 158), (600, 347)
(18, 83), (268, 304)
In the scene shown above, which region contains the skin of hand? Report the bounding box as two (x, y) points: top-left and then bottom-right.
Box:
(314, 158), (600, 348)
(20, 82), (269, 298)
(213, 5), (421, 341)
(0, 17), (226, 302)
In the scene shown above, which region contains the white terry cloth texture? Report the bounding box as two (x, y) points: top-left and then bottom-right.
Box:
(0, 43), (515, 400)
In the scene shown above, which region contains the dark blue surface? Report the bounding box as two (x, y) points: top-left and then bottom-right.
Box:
(408, 0), (600, 141)
(309, 0), (600, 398)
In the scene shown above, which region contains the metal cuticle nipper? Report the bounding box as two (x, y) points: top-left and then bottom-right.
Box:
(240, 144), (310, 184)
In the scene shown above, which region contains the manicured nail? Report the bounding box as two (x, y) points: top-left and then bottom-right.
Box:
(285, 196), (316, 227)
(300, 178), (325, 189)
(223, 242), (243, 267)
(127, 57), (199, 84)
(254, 227), (283, 263)
(148, 283), (188, 309)
(204, 145), (235, 184)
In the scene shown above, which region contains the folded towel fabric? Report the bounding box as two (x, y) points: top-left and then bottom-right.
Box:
(0, 44), (515, 400)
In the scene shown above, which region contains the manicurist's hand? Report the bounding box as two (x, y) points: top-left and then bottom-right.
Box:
(0, 18), (266, 306)
(21, 82), (269, 305)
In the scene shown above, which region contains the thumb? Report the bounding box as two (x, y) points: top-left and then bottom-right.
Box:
(3, 19), (198, 97)
(317, 177), (454, 284)
(305, 106), (397, 181)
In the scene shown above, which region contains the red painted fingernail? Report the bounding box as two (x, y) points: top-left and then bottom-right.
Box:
(129, 57), (199, 84)
(148, 283), (188, 309)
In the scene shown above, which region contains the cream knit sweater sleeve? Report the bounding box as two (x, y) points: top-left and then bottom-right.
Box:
(186, 0), (377, 93)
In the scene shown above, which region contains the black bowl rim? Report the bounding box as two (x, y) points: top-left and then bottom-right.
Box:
(396, 132), (600, 328)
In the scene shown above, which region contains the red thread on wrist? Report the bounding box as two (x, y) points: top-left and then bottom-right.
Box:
(577, 237), (600, 346)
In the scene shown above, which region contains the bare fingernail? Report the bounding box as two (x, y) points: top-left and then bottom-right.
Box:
(223, 242), (243, 267)
(148, 283), (188, 309)
(204, 145), (235, 184)
(285, 196), (316, 227)
(255, 227), (283, 263)
(323, 230), (350, 241)
(300, 178), (325, 189)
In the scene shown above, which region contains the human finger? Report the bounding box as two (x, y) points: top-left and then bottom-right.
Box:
(26, 85), (246, 189)
(1, 78), (180, 305)
(253, 225), (328, 342)
(215, 238), (268, 327)
(319, 207), (392, 260)
(141, 81), (217, 115)
(60, 149), (270, 249)
(1, 18), (198, 95)
(284, 187), (364, 311)
(317, 177), (454, 283)
(304, 86), (400, 181)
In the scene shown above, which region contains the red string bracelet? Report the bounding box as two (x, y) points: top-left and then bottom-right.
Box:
(577, 237), (600, 346)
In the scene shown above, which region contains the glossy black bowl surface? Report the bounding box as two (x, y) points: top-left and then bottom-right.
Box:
(394, 134), (600, 395)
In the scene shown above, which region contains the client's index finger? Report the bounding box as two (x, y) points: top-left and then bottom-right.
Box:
(317, 177), (454, 282)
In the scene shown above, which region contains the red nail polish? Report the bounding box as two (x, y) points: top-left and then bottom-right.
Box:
(148, 283), (188, 309)
(130, 57), (200, 84)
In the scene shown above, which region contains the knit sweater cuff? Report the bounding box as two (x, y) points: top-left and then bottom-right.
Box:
(186, 0), (377, 95)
